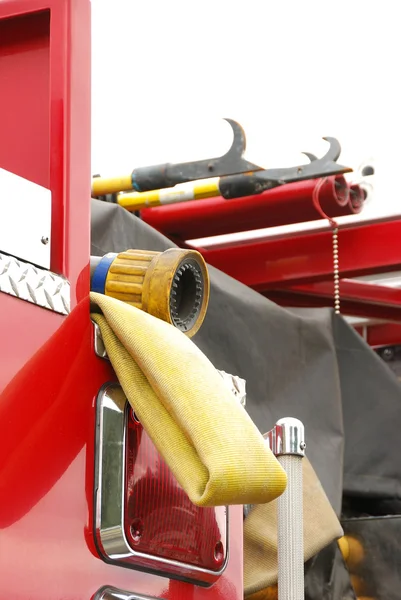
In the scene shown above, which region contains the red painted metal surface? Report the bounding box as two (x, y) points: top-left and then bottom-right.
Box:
(0, 2), (242, 599)
(0, 0), (91, 281)
(141, 176), (362, 241)
(267, 280), (401, 322)
(0, 0), (91, 389)
(290, 280), (401, 305)
(264, 290), (401, 322)
(0, 9), (50, 187)
(361, 323), (401, 348)
(0, 301), (243, 600)
(198, 219), (401, 290)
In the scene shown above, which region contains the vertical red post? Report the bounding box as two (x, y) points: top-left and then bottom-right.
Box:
(0, 0), (91, 386)
(0, 0), (91, 301)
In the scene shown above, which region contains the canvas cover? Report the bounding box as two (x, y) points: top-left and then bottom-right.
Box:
(91, 198), (401, 515)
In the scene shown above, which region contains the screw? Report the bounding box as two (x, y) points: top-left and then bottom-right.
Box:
(381, 347), (395, 361)
(214, 541), (224, 564)
(300, 441), (306, 451)
(130, 518), (144, 543)
(41, 236), (49, 245)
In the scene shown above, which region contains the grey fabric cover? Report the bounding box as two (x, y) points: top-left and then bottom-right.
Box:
(91, 199), (401, 514)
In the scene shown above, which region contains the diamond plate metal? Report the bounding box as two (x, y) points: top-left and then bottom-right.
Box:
(0, 252), (70, 315)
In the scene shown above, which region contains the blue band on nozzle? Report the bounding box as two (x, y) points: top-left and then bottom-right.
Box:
(91, 253), (117, 294)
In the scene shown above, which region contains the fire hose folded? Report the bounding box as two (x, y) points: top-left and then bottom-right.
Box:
(90, 291), (287, 507)
(90, 291), (343, 594)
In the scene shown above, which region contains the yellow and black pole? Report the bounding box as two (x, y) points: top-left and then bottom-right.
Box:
(93, 137), (352, 212)
(116, 178), (221, 212)
(92, 174), (134, 197)
(91, 118), (262, 197)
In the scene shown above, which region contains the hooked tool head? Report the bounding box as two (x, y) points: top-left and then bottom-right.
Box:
(302, 152), (318, 162)
(276, 137), (352, 184)
(218, 137), (353, 199)
(201, 118), (261, 177)
(222, 118), (248, 156)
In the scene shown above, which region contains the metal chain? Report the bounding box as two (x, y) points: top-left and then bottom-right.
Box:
(312, 177), (341, 314)
(332, 227), (340, 314)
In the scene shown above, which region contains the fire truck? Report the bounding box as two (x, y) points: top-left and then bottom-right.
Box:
(1, 2), (401, 600)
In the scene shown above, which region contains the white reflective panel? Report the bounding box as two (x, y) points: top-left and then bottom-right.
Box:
(0, 168), (51, 269)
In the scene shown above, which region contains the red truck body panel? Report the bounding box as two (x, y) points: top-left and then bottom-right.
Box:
(0, 2), (243, 598)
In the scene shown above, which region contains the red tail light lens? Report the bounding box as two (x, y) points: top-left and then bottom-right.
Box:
(94, 384), (228, 586)
(124, 407), (228, 573)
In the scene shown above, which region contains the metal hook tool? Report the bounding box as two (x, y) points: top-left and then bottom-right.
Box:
(218, 137), (352, 198)
(115, 138), (352, 211)
(91, 119), (264, 197)
(129, 118), (265, 192)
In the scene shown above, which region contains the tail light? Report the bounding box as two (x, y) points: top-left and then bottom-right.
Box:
(94, 383), (228, 587)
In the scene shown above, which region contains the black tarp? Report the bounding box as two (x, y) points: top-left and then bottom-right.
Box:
(305, 542), (357, 600)
(341, 516), (401, 600)
(91, 198), (401, 516)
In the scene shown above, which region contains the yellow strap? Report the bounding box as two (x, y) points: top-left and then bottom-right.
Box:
(90, 292), (287, 507)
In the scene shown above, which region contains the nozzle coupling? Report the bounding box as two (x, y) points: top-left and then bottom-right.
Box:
(90, 248), (209, 337)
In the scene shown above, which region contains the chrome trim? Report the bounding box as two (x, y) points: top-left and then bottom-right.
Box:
(245, 418), (305, 521)
(264, 417), (306, 457)
(218, 370), (246, 407)
(92, 321), (109, 359)
(94, 588), (161, 600)
(0, 252), (70, 315)
(94, 383), (229, 586)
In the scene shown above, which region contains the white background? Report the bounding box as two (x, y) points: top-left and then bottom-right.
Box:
(91, 0), (400, 236)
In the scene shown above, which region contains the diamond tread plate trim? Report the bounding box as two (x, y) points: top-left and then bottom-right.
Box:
(0, 252), (70, 315)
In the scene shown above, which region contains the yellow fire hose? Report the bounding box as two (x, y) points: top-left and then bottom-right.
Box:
(91, 291), (287, 507)
(90, 246), (344, 594)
